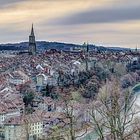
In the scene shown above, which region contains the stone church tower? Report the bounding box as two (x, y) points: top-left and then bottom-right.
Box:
(29, 24), (36, 55)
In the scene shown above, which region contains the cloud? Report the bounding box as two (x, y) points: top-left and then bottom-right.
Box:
(0, 0), (20, 5)
(48, 4), (140, 25)
(0, 0), (28, 8)
(0, 0), (95, 27)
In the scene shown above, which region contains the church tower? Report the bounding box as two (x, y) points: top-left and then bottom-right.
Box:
(29, 24), (36, 55)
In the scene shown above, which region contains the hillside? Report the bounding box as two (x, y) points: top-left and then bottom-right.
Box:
(0, 41), (129, 52)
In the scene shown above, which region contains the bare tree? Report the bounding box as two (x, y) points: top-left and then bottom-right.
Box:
(89, 78), (138, 140)
(59, 94), (88, 140)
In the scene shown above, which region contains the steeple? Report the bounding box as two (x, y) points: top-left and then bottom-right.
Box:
(29, 24), (36, 55)
(31, 23), (34, 36)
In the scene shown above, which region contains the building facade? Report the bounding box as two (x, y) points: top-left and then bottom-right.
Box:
(4, 114), (43, 140)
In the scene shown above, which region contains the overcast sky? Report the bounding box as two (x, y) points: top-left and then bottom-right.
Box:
(0, 0), (140, 48)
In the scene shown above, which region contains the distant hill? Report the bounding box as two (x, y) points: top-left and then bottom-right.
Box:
(108, 47), (130, 52)
(0, 41), (130, 52)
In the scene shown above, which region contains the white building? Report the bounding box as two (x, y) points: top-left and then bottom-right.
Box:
(36, 74), (48, 86)
(4, 113), (43, 140)
(5, 124), (26, 140)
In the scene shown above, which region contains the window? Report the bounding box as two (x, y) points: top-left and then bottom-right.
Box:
(48, 105), (52, 111)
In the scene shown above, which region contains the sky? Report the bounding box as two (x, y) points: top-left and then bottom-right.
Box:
(0, 0), (140, 48)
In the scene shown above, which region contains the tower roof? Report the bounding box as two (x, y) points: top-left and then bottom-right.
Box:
(30, 24), (34, 36)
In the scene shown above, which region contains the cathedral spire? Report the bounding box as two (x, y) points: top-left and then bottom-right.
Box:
(31, 23), (34, 36)
(29, 24), (36, 55)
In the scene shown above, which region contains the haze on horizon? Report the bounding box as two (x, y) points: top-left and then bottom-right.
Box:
(0, 0), (140, 48)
